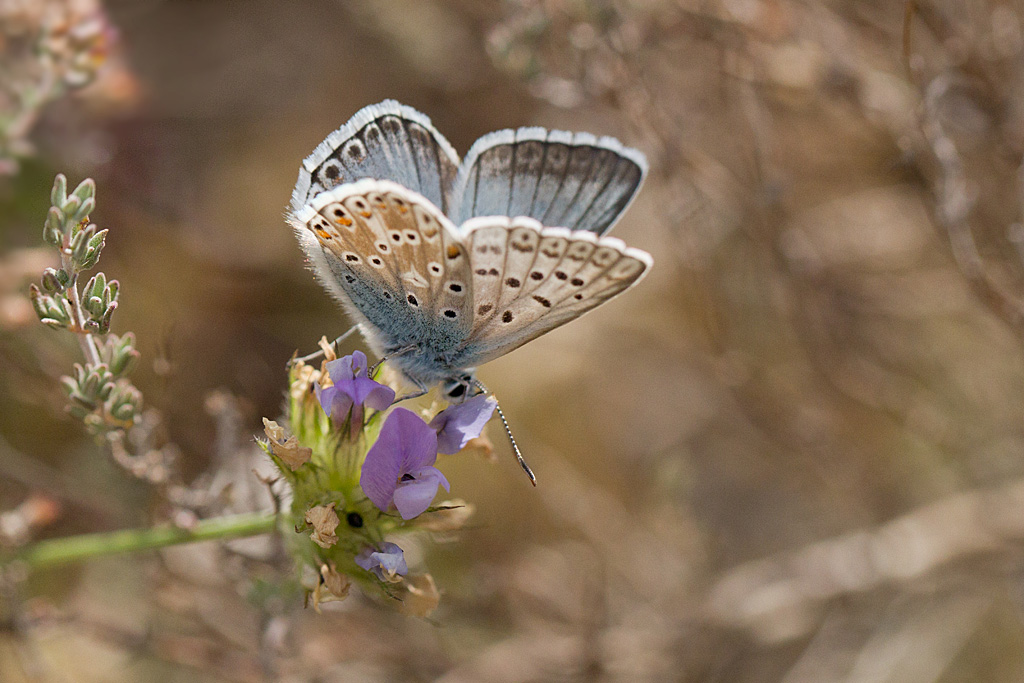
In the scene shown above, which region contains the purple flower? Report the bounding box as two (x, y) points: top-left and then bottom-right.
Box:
(360, 408), (450, 519)
(429, 394), (497, 454)
(315, 351), (395, 437)
(355, 542), (408, 583)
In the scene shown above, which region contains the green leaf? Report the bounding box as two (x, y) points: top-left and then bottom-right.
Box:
(50, 174), (67, 208)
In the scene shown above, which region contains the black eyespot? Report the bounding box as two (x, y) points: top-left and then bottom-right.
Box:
(478, 304), (493, 315)
(345, 254), (359, 262)
(555, 271), (568, 280)
(344, 275), (356, 283)
(443, 309), (457, 318)
(502, 310), (513, 323)
(475, 269), (487, 276)
(408, 294), (418, 306)
(383, 291), (392, 299)
(571, 278), (584, 286)
(346, 512), (363, 528)
(533, 295), (551, 308)
(574, 293), (583, 300)
(449, 283), (462, 292)
(333, 208), (344, 217)
(324, 164), (340, 180)
(391, 233), (401, 242)
(505, 278), (520, 288)
(371, 257), (382, 265)
(530, 271), (544, 280)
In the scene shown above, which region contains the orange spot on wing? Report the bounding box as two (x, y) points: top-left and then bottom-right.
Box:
(360, 211), (372, 218)
(447, 245), (460, 259)
(336, 217), (353, 227)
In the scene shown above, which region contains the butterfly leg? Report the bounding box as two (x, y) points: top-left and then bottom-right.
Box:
(289, 325), (360, 367)
(393, 377), (430, 404)
(368, 344), (417, 377)
(472, 380), (537, 487)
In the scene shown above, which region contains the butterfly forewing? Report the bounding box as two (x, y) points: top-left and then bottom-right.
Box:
(454, 218), (651, 367)
(452, 129), (647, 236)
(290, 179), (474, 353)
(292, 100), (460, 216)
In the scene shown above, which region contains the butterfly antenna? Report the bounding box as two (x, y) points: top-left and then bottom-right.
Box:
(473, 380), (536, 486)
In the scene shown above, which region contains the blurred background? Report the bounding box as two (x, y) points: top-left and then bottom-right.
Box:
(4, 0), (1024, 680)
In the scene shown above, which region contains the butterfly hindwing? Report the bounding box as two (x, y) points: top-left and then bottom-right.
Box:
(454, 217), (651, 367)
(289, 180), (474, 354)
(292, 100), (461, 216)
(451, 128), (647, 235)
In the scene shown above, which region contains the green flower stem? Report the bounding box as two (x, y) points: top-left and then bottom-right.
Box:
(62, 257), (100, 367)
(10, 511), (278, 571)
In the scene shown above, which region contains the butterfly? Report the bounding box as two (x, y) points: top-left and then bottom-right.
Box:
(288, 100), (651, 478)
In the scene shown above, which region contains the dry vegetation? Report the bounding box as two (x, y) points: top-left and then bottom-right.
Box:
(3, 0), (1024, 681)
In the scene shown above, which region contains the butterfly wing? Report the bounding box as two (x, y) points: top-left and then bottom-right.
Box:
(450, 128), (647, 236)
(289, 179), (474, 357)
(452, 216), (651, 368)
(292, 100), (461, 216)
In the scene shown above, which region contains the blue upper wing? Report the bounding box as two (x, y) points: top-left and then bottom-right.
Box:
(291, 100), (461, 216)
(450, 128), (647, 235)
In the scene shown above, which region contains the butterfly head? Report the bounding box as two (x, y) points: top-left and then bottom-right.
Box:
(441, 371), (478, 403)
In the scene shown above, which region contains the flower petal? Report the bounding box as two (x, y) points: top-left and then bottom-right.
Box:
(355, 542), (407, 583)
(360, 417), (403, 511)
(364, 382), (397, 411)
(429, 394), (497, 454)
(392, 466), (450, 519)
(326, 350), (368, 383)
(360, 408), (439, 513)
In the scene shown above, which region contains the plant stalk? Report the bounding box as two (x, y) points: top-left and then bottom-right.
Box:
(9, 511), (278, 571)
